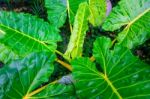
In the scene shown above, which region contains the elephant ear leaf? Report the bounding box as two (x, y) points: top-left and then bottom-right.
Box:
(64, 2), (89, 61)
(0, 52), (56, 99)
(0, 11), (61, 56)
(102, 0), (150, 48)
(89, 0), (106, 26)
(71, 37), (150, 98)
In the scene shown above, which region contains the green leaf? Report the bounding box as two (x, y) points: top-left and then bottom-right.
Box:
(68, 0), (88, 24)
(102, 0), (150, 48)
(64, 2), (89, 61)
(45, 0), (67, 28)
(0, 52), (56, 98)
(71, 37), (150, 98)
(33, 84), (76, 99)
(45, 0), (88, 27)
(0, 43), (18, 63)
(0, 11), (61, 55)
(89, 0), (106, 26)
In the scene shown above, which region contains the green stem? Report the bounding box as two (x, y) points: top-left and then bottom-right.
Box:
(55, 50), (64, 57)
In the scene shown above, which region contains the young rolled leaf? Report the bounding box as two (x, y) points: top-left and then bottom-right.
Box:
(0, 11), (61, 56)
(45, 0), (67, 28)
(68, 0), (88, 24)
(71, 37), (150, 98)
(89, 0), (106, 26)
(0, 52), (56, 99)
(0, 43), (18, 63)
(64, 2), (89, 61)
(102, 0), (150, 48)
(33, 84), (76, 99)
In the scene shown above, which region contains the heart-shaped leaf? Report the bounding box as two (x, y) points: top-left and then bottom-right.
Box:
(71, 37), (150, 98)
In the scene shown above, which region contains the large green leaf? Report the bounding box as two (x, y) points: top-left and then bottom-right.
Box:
(64, 2), (89, 61)
(102, 0), (150, 48)
(89, 0), (106, 26)
(0, 52), (56, 99)
(0, 11), (61, 56)
(33, 84), (76, 99)
(0, 43), (18, 63)
(45, 0), (67, 28)
(71, 37), (150, 98)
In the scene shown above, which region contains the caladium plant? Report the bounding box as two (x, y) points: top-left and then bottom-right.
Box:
(0, 0), (150, 99)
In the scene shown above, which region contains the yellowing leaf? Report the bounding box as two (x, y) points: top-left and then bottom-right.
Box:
(64, 2), (89, 61)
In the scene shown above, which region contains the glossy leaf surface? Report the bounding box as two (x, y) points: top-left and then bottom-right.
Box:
(64, 2), (89, 61)
(33, 84), (76, 99)
(72, 37), (150, 98)
(0, 52), (56, 98)
(102, 0), (150, 48)
(0, 11), (61, 55)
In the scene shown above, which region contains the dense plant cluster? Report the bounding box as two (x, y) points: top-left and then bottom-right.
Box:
(0, 0), (150, 98)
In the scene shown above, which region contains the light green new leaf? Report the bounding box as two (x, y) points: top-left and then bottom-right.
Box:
(0, 11), (61, 56)
(102, 0), (150, 48)
(0, 52), (56, 99)
(68, 0), (88, 24)
(89, 0), (106, 26)
(0, 43), (18, 63)
(64, 2), (89, 61)
(45, 0), (67, 28)
(33, 84), (76, 99)
(71, 37), (150, 98)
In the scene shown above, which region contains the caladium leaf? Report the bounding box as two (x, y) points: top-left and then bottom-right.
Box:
(64, 2), (89, 61)
(33, 84), (76, 99)
(0, 52), (56, 99)
(102, 0), (150, 48)
(45, 0), (67, 28)
(0, 11), (61, 56)
(89, 0), (106, 26)
(0, 43), (18, 63)
(71, 37), (150, 98)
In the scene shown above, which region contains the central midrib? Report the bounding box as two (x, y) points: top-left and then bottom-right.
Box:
(101, 73), (123, 99)
(0, 24), (54, 53)
(120, 8), (150, 44)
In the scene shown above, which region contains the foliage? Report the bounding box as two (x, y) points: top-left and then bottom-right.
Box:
(0, 0), (150, 98)
(64, 2), (89, 61)
(103, 0), (150, 49)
